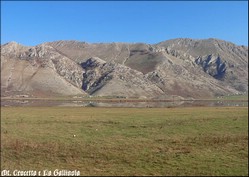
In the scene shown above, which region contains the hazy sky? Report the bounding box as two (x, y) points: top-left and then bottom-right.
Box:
(1, 1), (248, 46)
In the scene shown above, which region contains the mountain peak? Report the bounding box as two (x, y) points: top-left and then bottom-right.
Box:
(3, 41), (20, 47)
(1, 38), (248, 98)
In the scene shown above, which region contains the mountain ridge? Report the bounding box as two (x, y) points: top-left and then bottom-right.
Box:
(3, 37), (247, 47)
(1, 38), (248, 99)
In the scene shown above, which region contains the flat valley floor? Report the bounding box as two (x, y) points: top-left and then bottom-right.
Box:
(1, 107), (248, 176)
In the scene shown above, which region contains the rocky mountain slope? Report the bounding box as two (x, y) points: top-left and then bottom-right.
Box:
(1, 38), (248, 99)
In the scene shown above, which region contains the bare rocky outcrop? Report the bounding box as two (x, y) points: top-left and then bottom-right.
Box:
(80, 57), (164, 98)
(195, 54), (227, 80)
(1, 43), (85, 97)
(1, 38), (248, 98)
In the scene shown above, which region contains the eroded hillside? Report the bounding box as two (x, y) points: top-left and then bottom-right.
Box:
(1, 38), (248, 98)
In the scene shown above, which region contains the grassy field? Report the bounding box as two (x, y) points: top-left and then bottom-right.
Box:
(1, 107), (248, 176)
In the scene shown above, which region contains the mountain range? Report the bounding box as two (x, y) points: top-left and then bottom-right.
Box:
(1, 38), (248, 99)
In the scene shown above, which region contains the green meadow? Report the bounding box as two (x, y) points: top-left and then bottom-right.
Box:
(1, 107), (248, 176)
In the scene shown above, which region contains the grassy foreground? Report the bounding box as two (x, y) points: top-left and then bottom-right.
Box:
(1, 107), (248, 176)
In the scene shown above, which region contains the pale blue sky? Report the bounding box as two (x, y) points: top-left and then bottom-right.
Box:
(1, 1), (248, 46)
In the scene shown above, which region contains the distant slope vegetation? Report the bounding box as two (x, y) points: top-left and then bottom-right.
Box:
(1, 38), (248, 99)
